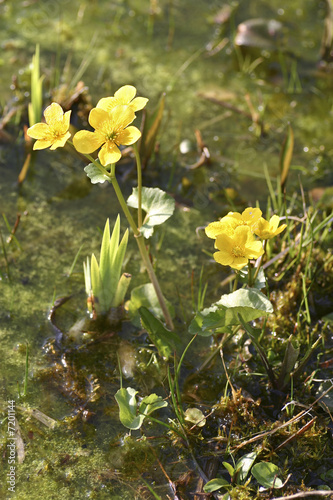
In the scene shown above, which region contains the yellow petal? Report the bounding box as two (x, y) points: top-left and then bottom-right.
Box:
(117, 126), (141, 146)
(214, 250), (234, 267)
(110, 105), (135, 129)
(226, 212), (242, 221)
(269, 215), (280, 231)
(61, 110), (72, 132)
(73, 130), (104, 154)
(215, 233), (234, 253)
(33, 139), (53, 150)
(114, 85), (137, 103)
(89, 108), (109, 131)
(242, 207), (262, 224)
(130, 97), (149, 111)
(246, 240), (264, 259)
(96, 97), (117, 113)
(231, 257), (248, 270)
(233, 225), (251, 246)
(98, 142), (121, 166)
(44, 102), (65, 125)
(27, 122), (50, 139)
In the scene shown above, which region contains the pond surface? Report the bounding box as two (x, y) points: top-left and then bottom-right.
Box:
(1, 1), (333, 499)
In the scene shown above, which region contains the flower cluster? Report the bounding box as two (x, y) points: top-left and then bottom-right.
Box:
(205, 208), (287, 270)
(27, 85), (148, 166)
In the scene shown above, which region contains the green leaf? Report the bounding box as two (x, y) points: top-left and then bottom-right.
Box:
(238, 266), (266, 289)
(138, 393), (168, 417)
(279, 123), (294, 191)
(89, 217), (129, 313)
(251, 462), (283, 489)
(139, 306), (178, 360)
(90, 253), (105, 313)
(203, 478), (230, 493)
(235, 451), (258, 484)
(188, 288), (273, 336)
(218, 288), (273, 325)
(127, 187), (175, 238)
(184, 408), (206, 427)
(223, 462), (235, 479)
(84, 162), (110, 184)
(277, 336), (300, 389)
(140, 93), (165, 168)
(114, 387), (145, 430)
(127, 283), (174, 328)
(115, 388), (167, 430)
(99, 218), (113, 304)
(113, 273), (132, 307)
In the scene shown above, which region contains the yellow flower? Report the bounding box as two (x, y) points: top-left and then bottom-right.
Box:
(205, 217), (241, 239)
(213, 225), (264, 270)
(96, 85), (148, 114)
(205, 207), (262, 239)
(73, 104), (141, 166)
(27, 102), (71, 150)
(253, 215), (287, 240)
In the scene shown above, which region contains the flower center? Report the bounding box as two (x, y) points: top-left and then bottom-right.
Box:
(232, 245), (245, 258)
(106, 131), (118, 141)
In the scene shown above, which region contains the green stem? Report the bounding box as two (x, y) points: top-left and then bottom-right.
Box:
(109, 164), (174, 331)
(133, 144), (143, 229)
(251, 239), (267, 285)
(109, 164), (139, 235)
(135, 233), (174, 330)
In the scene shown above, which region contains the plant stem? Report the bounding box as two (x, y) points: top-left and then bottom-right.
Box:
(133, 144), (143, 229)
(252, 238), (267, 284)
(135, 233), (174, 330)
(109, 165), (174, 331)
(109, 164), (138, 235)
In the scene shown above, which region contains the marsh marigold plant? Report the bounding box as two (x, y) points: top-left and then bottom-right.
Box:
(27, 102), (71, 150)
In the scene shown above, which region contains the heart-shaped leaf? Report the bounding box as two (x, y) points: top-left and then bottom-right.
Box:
(84, 162), (110, 184)
(127, 187), (175, 238)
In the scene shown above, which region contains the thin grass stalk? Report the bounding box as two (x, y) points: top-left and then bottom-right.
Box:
(133, 144), (143, 228)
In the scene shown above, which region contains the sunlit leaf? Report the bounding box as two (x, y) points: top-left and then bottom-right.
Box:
(114, 387), (144, 430)
(203, 477), (230, 493)
(90, 253), (105, 311)
(84, 162), (110, 184)
(251, 462), (283, 489)
(279, 123), (294, 191)
(184, 408), (206, 427)
(115, 388), (167, 430)
(138, 393), (168, 417)
(235, 451), (258, 484)
(223, 462), (235, 479)
(189, 289), (273, 336)
(127, 187), (175, 238)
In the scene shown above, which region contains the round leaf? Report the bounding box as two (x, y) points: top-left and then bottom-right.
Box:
(251, 462), (283, 489)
